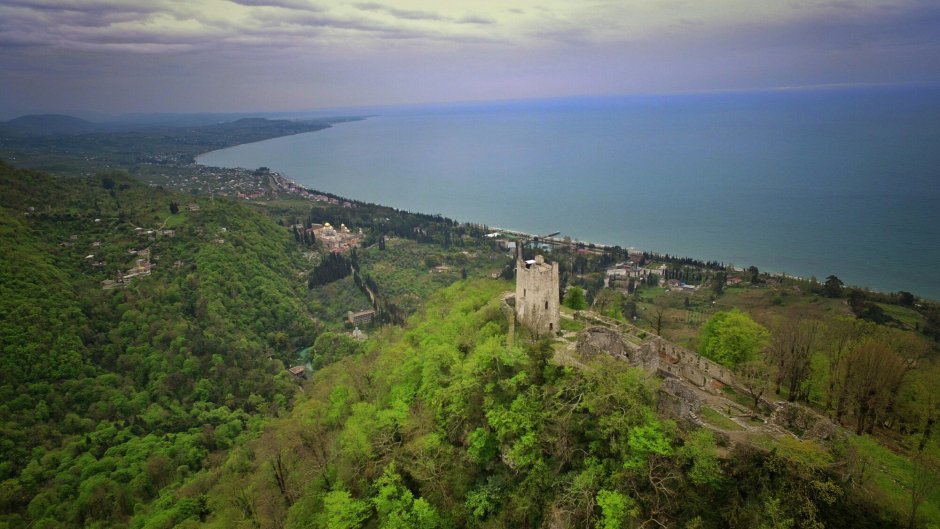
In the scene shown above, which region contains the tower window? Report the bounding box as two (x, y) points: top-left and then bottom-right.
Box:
(523, 289), (526, 297)
(544, 301), (548, 310)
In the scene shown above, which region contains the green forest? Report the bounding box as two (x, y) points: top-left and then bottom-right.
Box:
(2, 159), (940, 529)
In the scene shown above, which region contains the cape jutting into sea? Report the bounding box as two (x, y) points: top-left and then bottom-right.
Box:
(198, 87), (940, 300)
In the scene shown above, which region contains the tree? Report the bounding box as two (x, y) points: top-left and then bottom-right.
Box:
(748, 266), (760, 284)
(679, 429), (722, 487)
(323, 490), (370, 529)
(907, 453), (939, 529)
(820, 317), (866, 418)
(564, 286), (587, 310)
(767, 315), (819, 402)
(373, 464), (442, 529)
(169, 201), (179, 214)
(713, 271), (727, 295)
(621, 299), (638, 320)
(699, 309), (770, 368)
(737, 359), (772, 410)
(308, 252), (352, 287)
(649, 296), (671, 336)
(823, 275), (844, 298)
(595, 489), (637, 529)
(898, 291), (915, 307)
(842, 340), (908, 435)
(312, 332), (362, 370)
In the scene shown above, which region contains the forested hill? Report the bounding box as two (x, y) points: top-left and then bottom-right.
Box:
(0, 161), (317, 527)
(132, 280), (900, 528)
(2, 162), (937, 528)
(0, 116), (359, 175)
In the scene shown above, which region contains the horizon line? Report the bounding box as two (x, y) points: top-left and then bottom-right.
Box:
(4, 80), (939, 122)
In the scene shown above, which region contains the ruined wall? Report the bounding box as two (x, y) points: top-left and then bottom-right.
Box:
(657, 377), (703, 422)
(515, 254), (560, 336)
(652, 338), (735, 389)
(577, 326), (629, 359)
(577, 326), (661, 372)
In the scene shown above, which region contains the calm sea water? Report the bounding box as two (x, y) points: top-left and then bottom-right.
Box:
(198, 89), (940, 300)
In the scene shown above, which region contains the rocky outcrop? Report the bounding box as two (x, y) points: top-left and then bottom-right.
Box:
(576, 326), (630, 360)
(771, 401), (837, 440)
(657, 377), (703, 423)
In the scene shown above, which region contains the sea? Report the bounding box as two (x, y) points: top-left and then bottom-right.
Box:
(197, 87), (940, 300)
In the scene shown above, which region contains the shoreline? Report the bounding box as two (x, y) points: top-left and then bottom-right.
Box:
(193, 122), (932, 302)
(255, 167), (890, 298)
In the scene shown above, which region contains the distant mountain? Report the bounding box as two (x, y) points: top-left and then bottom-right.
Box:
(105, 112), (270, 128)
(0, 114), (101, 136)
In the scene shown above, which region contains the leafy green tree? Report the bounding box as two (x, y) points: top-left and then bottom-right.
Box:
(564, 286), (587, 310)
(372, 464), (442, 529)
(897, 291), (914, 307)
(699, 309), (770, 368)
(323, 490), (370, 529)
(748, 266), (760, 284)
(312, 332), (362, 370)
(595, 489), (637, 529)
(679, 429), (722, 487)
(757, 497), (795, 529)
(823, 275), (844, 298)
(713, 271), (727, 295)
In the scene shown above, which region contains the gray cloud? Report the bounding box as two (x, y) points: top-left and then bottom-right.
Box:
(227, 0), (320, 10)
(455, 15), (495, 25)
(1, 0), (939, 117)
(354, 2), (443, 21)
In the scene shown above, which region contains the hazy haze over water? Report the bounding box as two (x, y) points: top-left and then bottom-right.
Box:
(199, 89), (940, 299)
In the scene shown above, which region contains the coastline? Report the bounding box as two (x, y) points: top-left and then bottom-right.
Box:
(193, 110), (938, 302)
(242, 165), (869, 297)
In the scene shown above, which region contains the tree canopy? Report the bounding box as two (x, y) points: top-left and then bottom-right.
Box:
(699, 309), (770, 368)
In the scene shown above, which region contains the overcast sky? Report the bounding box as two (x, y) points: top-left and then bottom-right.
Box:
(1, 0), (939, 118)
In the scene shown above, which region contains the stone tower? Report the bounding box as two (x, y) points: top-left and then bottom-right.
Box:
(515, 246), (560, 336)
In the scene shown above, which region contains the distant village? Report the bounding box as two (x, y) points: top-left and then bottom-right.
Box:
(141, 162), (357, 208)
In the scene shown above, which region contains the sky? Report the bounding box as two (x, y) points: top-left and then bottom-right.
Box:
(1, 0), (939, 118)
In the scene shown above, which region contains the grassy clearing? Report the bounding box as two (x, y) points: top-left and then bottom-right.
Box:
(358, 238), (508, 316)
(849, 435), (940, 523)
(163, 212), (186, 228)
(720, 385), (760, 410)
(700, 406), (745, 431)
(875, 302), (924, 329)
(561, 317), (586, 333)
(748, 432), (777, 450)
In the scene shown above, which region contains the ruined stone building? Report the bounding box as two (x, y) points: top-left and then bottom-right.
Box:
(576, 325), (734, 392)
(515, 250), (560, 336)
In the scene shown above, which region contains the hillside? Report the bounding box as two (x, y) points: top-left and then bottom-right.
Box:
(0, 114), (100, 136)
(0, 116), (357, 175)
(129, 280), (921, 528)
(1, 162), (939, 528)
(0, 161), (316, 528)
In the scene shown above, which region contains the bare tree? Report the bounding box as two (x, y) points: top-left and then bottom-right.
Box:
(819, 317), (865, 419)
(907, 452), (938, 529)
(737, 359), (772, 410)
(650, 296), (670, 336)
(842, 340), (908, 435)
(767, 313), (819, 402)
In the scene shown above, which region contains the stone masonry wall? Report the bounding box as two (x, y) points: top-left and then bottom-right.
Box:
(515, 254), (560, 336)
